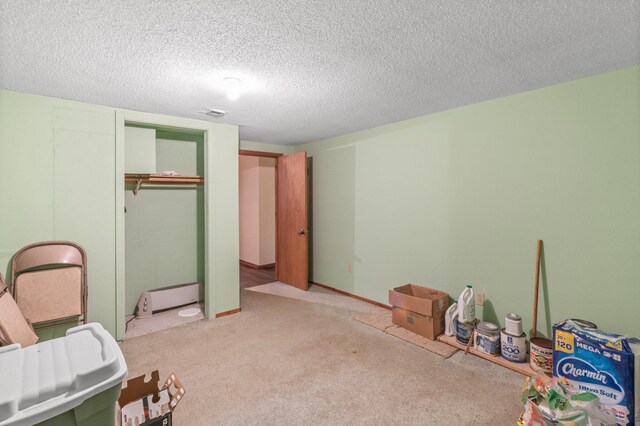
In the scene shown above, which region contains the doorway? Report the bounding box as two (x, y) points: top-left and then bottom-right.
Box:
(238, 150), (309, 294)
(239, 152), (277, 288)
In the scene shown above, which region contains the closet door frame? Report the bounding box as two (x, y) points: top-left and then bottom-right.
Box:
(115, 111), (239, 340)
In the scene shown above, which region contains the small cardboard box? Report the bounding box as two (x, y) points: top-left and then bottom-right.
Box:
(389, 284), (449, 340)
(118, 371), (185, 426)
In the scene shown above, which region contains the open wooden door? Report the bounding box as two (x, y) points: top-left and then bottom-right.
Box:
(276, 152), (308, 290)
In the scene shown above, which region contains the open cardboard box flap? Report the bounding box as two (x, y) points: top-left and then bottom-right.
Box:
(0, 273), (39, 348)
(119, 371), (162, 408)
(118, 370), (185, 425)
(162, 373), (185, 411)
(119, 371), (185, 408)
(388, 284), (449, 317)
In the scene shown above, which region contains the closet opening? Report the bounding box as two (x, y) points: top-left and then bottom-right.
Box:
(238, 152), (278, 290)
(123, 124), (205, 339)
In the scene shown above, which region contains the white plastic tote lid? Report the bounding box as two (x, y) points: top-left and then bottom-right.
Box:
(0, 323), (128, 426)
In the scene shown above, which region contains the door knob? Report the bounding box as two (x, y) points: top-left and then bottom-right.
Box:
(298, 229), (306, 235)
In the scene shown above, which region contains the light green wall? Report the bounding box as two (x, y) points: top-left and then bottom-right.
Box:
(124, 132), (205, 315)
(298, 66), (640, 338)
(0, 90), (240, 339)
(240, 139), (294, 154)
(206, 123), (240, 317)
(0, 90), (118, 336)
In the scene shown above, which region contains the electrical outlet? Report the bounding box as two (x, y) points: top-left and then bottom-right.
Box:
(347, 262), (353, 273)
(475, 291), (485, 306)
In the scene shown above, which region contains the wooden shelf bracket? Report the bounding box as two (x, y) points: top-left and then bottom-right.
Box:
(133, 177), (143, 196)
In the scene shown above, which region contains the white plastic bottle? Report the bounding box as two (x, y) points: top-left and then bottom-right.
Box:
(457, 285), (475, 323)
(444, 302), (458, 336)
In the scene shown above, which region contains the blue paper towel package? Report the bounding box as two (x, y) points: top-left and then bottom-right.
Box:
(553, 319), (639, 425)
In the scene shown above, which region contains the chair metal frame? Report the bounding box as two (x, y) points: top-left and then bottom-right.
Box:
(11, 241), (88, 328)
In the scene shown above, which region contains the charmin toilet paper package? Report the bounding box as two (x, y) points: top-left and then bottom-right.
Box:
(630, 338), (640, 425)
(553, 320), (638, 425)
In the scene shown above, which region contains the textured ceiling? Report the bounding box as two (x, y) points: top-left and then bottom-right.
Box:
(1, 1), (639, 145)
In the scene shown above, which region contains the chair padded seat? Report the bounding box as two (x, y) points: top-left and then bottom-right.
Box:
(14, 267), (82, 325)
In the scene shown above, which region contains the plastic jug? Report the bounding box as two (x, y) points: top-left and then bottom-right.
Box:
(457, 285), (475, 323)
(444, 302), (458, 336)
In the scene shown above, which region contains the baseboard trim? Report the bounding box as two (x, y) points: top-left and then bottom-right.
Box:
(240, 260), (276, 269)
(310, 281), (391, 310)
(215, 308), (241, 318)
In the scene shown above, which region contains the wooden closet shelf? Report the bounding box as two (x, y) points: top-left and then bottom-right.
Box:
(125, 173), (204, 185)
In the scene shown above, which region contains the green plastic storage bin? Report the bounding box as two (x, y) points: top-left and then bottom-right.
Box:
(0, 323), (128, 426)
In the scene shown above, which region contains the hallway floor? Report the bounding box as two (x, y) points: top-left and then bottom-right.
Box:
(240, 263), (276, 289)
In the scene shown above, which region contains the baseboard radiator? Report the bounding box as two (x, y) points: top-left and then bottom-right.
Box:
(136, 282), (203, 318)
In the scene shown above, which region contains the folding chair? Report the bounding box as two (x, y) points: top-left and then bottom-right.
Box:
(11, 241), (87, 330)
(0, 273), (39, 347)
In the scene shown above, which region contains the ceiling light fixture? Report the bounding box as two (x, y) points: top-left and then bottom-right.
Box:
(223, 77), (242, 101)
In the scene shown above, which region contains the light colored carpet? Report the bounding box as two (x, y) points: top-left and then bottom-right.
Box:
(354, 310), (458, 359)
(246, 281), (376, 313)
(119, 288), (524, 425)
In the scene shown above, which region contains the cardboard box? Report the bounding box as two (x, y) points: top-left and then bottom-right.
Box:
(118, 371), (185, 426)
(389, 284), (449, 340)
(0, 273), (39, 348)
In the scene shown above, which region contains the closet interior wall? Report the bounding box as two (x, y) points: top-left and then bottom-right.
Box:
(124, 126), (205, 316)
